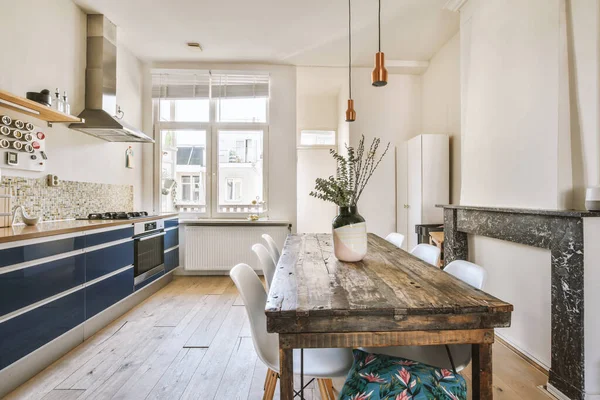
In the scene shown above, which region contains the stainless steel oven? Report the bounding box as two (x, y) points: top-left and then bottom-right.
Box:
(133, 219), (165, 285)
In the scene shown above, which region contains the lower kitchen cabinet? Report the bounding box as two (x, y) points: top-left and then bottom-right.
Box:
(134, 270), (164, 292)
(85, 268), (134, 319)
(0, 254), (85, 317)
(86, 241), (134, 281)
(164, 248), (179, 273)
(164, 228), (179, 250)
(0, 289), (85, 370)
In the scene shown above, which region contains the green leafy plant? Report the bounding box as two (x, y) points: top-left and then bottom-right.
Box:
(310, 135), (390, 207)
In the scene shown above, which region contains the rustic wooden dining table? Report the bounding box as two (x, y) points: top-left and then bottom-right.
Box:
(265, 233), (513, 400)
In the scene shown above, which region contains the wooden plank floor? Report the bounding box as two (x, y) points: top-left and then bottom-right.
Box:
(6, 276), (552, 400)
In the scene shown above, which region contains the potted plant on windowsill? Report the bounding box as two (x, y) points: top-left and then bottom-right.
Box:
(310, 135), (390, 262)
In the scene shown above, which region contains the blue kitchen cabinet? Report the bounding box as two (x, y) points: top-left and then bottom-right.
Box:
(85, 227), (134, 247)
(85, 241), (134, 281)
(85, 268), (134, 319)
(164, 248), (179, 273)
(164, 218), (179, 229)
(0, 289), (84, 370)
(134, 270), (164, 291)
(164, 228), (179, 250)
(0, 254), (85, 317)
(0, 236), (85, 268)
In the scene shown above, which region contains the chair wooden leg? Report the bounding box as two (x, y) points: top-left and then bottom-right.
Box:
(263, 369), (277, 400)
(323, 378), (335, 399)
(317, 379), (330, 400)
(263, 369), (269, 389)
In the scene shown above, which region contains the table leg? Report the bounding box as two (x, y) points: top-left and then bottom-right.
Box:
(472, 343), (493, 400)
(279, 346), (294, 400)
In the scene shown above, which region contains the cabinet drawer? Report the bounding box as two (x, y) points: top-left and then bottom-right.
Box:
(134, 270), (164, 292)
(165, 248), (179, 273)
(86, 227), (134, 248)
(0, 255), (85, 317)
(86, 241), (134, 281)
(164, 218), (179, 229)
(0, 289), (84, 371)
(85, 268), (133, 319)
(164, 229), (179, 250)
(0, 236), (85, 268)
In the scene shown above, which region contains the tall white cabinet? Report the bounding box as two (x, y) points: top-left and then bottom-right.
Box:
(399, 134), (449, 250)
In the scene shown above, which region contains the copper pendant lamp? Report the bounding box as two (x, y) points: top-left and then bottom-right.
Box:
(371, 0), (388, 87)
(345, 0), (356, 122)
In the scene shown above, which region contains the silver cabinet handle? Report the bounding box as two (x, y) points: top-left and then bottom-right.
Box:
(137, 231), (166, 241)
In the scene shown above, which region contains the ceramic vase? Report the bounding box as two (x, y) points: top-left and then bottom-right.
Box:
(332, 206), (367, 262)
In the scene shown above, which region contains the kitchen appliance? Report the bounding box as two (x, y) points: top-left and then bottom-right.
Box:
(69, 15), (153, 143)
(133, 219), (165, 286)
(76, 211), (150, 220)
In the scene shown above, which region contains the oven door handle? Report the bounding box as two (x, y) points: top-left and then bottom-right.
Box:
(136, 231), (166, 241)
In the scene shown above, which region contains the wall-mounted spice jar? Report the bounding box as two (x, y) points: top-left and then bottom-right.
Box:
(0, 115), (11, 126)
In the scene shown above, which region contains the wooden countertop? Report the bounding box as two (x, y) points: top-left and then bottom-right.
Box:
(0, 213), (179, 244)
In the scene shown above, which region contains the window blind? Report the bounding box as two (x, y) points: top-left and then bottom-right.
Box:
(152, 72), (211, 99)
(211, 73), (270, 99)
(152, 71), (270, 100)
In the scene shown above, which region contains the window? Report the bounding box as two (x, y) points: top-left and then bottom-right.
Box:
(154, 70), (269, 217)
(159, 99), (210, 122)
(226, 178), (242, 202)
(217, 130), (264, 211)
(160, 130), (207, 213)
(300, 130), (336, 146)
(216, 98), (267, 123)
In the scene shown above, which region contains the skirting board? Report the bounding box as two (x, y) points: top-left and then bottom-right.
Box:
(175, 268), (263, 276)
(0, 271), (173, 399)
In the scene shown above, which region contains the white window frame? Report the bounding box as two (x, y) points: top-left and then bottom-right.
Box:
(153, 89), (269, 219)
(297, 128), (337, 149)
(211, 124), (269, 218)
(225, 178), (243, 203)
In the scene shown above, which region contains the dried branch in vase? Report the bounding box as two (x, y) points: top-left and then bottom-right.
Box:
(310, 135), (390, 207)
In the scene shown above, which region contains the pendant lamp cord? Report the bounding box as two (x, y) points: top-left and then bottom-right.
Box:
(348, 0), (352, 99)
(378, 0), (381, 52)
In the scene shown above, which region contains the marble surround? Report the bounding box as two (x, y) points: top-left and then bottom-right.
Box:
(0, 176), (133, 223)
(441, 205), (599, 400)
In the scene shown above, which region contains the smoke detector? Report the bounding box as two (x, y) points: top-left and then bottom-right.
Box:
(186, 42), (203, 52)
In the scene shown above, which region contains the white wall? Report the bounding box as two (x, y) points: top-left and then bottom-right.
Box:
(350, 69), (422, 238)
(296, 67), (342, 233)
(459, 0), (562, 372)
(458, 1), (600, 388)
(421, 33), (461, 204)
(0, 0), (146, 210)
(145, 63), (297, 228)
(568, 0), (600, 209)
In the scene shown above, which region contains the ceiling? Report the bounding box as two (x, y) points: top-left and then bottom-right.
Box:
(73, 0), (459, 67)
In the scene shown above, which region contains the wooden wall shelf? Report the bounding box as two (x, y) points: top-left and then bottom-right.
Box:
(0, 89), (84, 127)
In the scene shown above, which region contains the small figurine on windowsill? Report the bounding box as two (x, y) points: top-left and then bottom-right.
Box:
(247, 214), (259, 221)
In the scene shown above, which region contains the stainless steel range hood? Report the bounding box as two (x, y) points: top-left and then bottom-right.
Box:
(70, 15), (154, 143)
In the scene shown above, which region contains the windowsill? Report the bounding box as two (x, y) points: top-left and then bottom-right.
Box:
(178, 218), (290, 227)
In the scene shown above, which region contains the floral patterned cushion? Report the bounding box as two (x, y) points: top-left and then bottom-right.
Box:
(339, 349), (467, 400)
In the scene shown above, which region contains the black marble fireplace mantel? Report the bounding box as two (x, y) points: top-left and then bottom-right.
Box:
(439, 204), (600, 400)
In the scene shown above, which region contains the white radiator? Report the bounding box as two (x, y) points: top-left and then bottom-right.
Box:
(183, 224), (290, 272)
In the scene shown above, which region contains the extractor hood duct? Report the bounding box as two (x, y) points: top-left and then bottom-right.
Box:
(70, 14), (154, 143)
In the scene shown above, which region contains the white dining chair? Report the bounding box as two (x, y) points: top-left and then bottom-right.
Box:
(252, 243), (276, 292)
(262, 233), (281, 265)
(363, 259), (488, 372)
(230, 263), (353, 400)
(385, 232), (405, 248)
(410, 243), (441, 266)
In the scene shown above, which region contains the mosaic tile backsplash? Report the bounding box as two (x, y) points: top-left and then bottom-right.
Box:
(0, 176), (133, 223)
